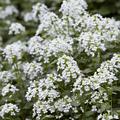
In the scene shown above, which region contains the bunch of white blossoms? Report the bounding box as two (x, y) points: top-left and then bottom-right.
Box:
(0, 0), (120, 119)
(0, 5), (18, 19)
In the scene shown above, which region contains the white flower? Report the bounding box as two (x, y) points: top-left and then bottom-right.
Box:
(48, 36), (73, 56)
(73, 76), (84, 96)
(38, 76), (59, 101)
(32, 3), (64, 37)
(36, 12), (62, 37)
(57, 55), (82, 83)
(28, 36), (72, 63)
(24, 12), (37, 22)
(97, 111), (119, 120)
(22, 61), (43, 80)
(78, 31), (106, 56)
(78, 14), (120, 56)
(28, 35), (49, 62)
(90, 54), (120, 90)
(9, 22), (25, 35)
(97, 114), (103, 120)
(33, 100), (54, 120)
(0, 5), (18, 19)
(0, 103), (20, 118)
(60, 0), (87, 17)
(32, 3), (48, 20)
(0, 71), (16, 83)
(28, 36), (44, 56)
(54, 96), (72, 113)
(25, 81), (38, 101)
(26, 73), (60, 102)
(4, 5), (18, 15)
(1, 83), (19, 96)
(3, 41), (27, 63)
(113, 114), (119, 119)
(91, 105), (97, 112)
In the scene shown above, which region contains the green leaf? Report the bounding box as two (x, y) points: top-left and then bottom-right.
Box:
(101, 102), (111, 112)
(42, 115), (55, 120)
(112, 86), (120, 92)
(85, 111), (94, 117)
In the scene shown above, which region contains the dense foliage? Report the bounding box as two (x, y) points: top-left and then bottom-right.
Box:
(0, 0), (120, 120)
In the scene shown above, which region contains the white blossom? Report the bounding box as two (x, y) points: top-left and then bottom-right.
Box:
(97, 111), (119, 120)
(0, 71), (16, 83)
(38, 75), (59, 101)
(28, 36), (44, 56)
(54, 96), (72, 113)
(47, 36), (73, 56)
(25, 81), (38, 101)
(33, 100), (55, 120)
(78, 31), (106, 56)
(0, 103), (20, 118)
(3, 41), (27, 63)
(57, 55), (82, 83)
(22, 61), (43, 80)
(9, 22), (25, 35)
(24, 12), (37, 22)
(89, 54), (120, 90)
(78, 14), (120, 56)
(0, 5), (18, 19)
(60, 0), (87, 18)
(1, 83), (19, 96)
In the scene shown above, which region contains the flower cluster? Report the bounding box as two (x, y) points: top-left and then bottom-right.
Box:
(9, 23), (25, 35)
(22, 61), (43, 80)
(0, 103), (20, 119)
(57, 55), (82, 83)
(78, 14), (120, 56)
(1, 83), (19, 96)
(3, 41), (27, 63)
(0, 0), (120, 120)
(0, 5), (18, 19)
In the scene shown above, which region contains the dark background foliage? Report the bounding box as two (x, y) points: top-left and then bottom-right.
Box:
(87, 0), (120, 20)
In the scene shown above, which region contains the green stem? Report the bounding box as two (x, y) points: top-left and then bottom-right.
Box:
(111, 84), (113, 113)
(97, 49), (101, 65)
